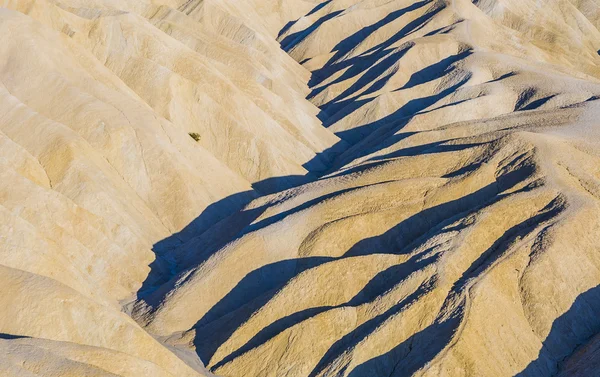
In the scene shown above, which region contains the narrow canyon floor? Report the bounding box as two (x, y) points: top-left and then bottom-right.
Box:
(2, 0), (600, 376)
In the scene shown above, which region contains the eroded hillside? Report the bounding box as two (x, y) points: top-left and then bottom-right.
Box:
(2, 0), (600, 376)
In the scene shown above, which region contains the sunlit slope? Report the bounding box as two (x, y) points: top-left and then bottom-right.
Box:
(0, 0), (342, 375)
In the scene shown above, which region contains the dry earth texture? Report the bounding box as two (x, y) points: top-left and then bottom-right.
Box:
(1, 0), (600, 376)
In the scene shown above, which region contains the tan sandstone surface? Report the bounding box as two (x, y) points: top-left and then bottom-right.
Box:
(1, 0), (600, 376)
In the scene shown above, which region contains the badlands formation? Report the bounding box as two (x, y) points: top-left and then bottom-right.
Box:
(1, 0), (600, 376)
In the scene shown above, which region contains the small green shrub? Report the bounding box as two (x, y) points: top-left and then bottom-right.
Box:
(188, 132), (201, 142)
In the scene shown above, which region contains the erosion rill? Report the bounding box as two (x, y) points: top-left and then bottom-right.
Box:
(1, 1), (600, 376)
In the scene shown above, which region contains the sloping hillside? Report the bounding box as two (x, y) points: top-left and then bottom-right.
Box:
(2, 1), (600, 376)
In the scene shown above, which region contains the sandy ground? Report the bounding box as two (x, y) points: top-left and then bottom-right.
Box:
(1, 0), (600, 376)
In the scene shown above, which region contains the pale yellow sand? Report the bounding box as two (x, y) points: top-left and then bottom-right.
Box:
(1, 0), (600, 376)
